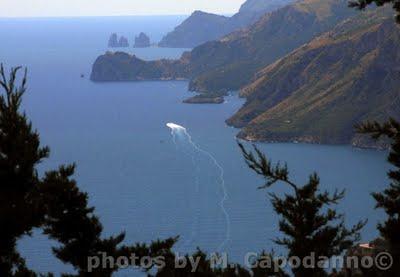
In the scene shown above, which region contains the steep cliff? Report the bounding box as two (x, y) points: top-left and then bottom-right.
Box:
(227, 8), (400, 145)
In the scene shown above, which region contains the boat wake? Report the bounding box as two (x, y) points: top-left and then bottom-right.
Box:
(166, 122), (231, 251)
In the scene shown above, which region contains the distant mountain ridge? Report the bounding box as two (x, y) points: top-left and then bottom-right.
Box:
(227, 7), (400, 146)
(158, 11), (230, 48)
(92, 0), (358, 90)
(158, 0), (294, 48)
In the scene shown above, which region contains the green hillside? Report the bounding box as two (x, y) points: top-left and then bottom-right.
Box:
(228, 7), (400, 146)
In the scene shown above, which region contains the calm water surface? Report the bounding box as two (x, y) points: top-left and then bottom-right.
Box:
(0, 16), (390, 275)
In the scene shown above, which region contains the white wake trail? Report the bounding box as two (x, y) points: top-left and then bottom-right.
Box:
(166, 123), (231, 251)
(181, 155), (201, 249)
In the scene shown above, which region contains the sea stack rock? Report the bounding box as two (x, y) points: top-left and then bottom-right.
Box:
(108, 33), (129, 48)
(108, 33), (119, 47)
(134, 32), (151, 48)
(118, 36), (129, 47)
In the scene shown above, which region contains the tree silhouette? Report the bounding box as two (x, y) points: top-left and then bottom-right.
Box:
(356, 119), (400, 275)
(350, 0), (400, 275)
(39, 164), (178, 276)
(239, 143), (365, 277)
(0, 65), (176, 276)
(0, 65), (48, 275)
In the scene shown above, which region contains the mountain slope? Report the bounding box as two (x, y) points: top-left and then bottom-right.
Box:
(188, 0), (357, 93)
(158, 0), (294, 48)
(227, 7), (400, 146)
(158, 11), (230, 48)
(239, 0), (290, 13)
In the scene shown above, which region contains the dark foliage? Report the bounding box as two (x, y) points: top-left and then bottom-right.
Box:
(239, 143), (365, 276)
(356, 118), (400, 275)
(0, 65), (176, 276)
(349, 0), (400, 22)
(0, 65), (48, 275)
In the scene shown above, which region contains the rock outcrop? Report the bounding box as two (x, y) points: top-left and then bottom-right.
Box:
(108, 33), (119, 47)
(108, 33), (129, 48)
(134, 32), (151, 48)
(118, 36), (129, 47)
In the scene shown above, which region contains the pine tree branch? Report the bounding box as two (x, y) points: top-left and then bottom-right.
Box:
(238, 142), (298, 192)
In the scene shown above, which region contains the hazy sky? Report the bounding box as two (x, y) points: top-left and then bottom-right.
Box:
(1, 0), (246, 17)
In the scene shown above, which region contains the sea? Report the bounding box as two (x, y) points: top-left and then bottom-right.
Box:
(0, 16), (390, 276)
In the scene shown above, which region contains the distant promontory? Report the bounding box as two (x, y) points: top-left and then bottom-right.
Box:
(158, 0), (294, 48)
(90, 51), (189, 81)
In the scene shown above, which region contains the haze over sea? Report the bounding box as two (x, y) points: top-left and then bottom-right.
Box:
(0, 16), (390, 275)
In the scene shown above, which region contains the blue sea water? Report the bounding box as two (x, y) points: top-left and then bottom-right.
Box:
(0, 16), (391, 276)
